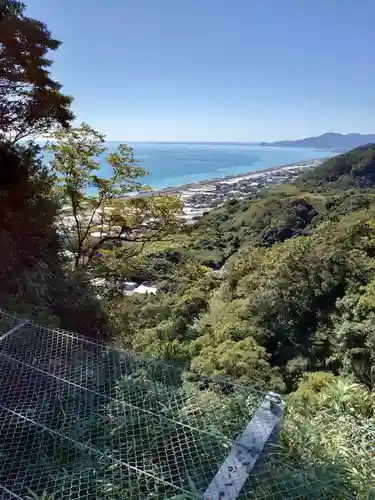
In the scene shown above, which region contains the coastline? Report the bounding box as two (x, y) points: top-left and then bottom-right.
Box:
(137, 156), (330, 196)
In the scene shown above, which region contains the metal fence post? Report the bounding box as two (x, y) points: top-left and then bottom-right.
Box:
(0, 320), (28, 342)
(203, 391), (284, 500)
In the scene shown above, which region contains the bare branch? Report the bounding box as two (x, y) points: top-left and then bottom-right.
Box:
(56, 213), (76, 255)
(80, 193), (106, 245)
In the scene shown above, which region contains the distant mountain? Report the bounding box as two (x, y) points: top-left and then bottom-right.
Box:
(299, 143), (375, 188)
(261, 133), (375, 151)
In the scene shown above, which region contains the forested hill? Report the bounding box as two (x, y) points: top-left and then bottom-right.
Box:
(300, 143), (375, 188)
(109, 144), (375, 397)
(260, 132), (375, 150)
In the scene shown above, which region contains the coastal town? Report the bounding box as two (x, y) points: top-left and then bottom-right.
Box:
(168, 158), (326, 223)
(60, 157), (327, 296)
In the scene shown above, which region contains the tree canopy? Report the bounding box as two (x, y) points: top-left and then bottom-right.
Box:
(0, 0), (73, 142)
(46, 123), (183, 271)
(0, 1), (106, 336)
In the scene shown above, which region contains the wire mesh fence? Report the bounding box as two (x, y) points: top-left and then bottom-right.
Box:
(0, 309), (373, 499)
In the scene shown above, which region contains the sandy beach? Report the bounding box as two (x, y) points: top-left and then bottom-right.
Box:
(137, 157), (329, 197)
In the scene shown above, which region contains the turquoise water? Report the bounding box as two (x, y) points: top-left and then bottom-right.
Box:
(44, 142), (336, 190)
(122, 143), (335, 189)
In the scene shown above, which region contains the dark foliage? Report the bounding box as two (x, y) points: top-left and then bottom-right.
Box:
(0, 2), (107, 338)
(0, 1), (74, 142)
(0, 141), (108, 337)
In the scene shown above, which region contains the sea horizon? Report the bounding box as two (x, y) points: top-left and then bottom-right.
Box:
(106, 141), (262, 145)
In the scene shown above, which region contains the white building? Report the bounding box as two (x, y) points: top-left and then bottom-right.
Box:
(127, 285), (158, 295)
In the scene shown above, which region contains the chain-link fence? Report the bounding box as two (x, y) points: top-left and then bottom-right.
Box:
(0, 310), (373, 499)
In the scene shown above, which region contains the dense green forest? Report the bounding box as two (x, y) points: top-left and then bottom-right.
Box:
(1, 1), (375, 498)
(105, 145), (375, 393)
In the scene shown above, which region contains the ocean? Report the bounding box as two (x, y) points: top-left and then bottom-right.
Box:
(44, 142), (336, 190)
(118, 143), (335, 189)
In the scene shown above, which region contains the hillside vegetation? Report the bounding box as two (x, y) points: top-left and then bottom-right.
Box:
(93, 147), (375, 496)
(109, 158), (375, 392)
(1, 2), (375, 498)
(300, 144), (375, 188)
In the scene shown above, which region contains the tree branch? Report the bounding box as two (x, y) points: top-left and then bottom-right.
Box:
(85, 223), (169, 266)
(56, 213), (76, 255)
(80, 192), (105, 245)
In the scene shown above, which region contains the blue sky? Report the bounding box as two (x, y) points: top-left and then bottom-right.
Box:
(28, 0), (374, 142)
